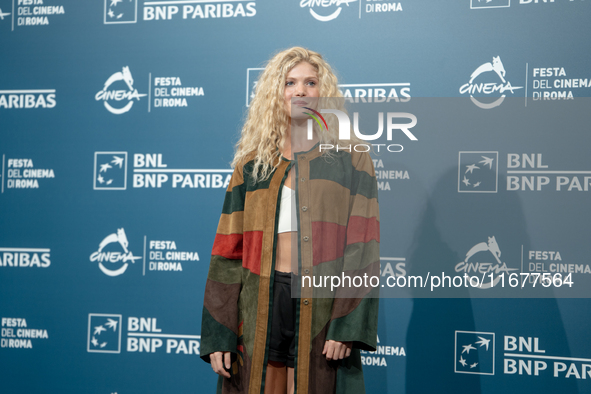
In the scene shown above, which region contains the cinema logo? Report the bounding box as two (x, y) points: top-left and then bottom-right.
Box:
(459, 56), (523, 109)
(95, 66), (146, 114)
(300, 0), (357, 22)
(0, 247), (51, 268)
(89, 228), (142, 277)
(88, 224), (199, 275)
(87, 314), (200, 356)
(455, 236), (518, 288)
(0, 89), (56, 109)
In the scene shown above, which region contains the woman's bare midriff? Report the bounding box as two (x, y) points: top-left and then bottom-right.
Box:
(275, 167), (296, 273)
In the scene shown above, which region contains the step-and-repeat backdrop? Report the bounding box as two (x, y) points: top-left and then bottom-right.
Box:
(1, 1), (590, 393)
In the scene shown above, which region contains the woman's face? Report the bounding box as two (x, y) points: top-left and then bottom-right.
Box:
(284, 61), (319, 120)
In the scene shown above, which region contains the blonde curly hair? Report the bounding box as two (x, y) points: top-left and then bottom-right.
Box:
(233, 47), (356, 182)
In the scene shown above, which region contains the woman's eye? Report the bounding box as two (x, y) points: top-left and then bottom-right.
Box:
(307, 81), (316, 86)
(286, 81), (294, 86)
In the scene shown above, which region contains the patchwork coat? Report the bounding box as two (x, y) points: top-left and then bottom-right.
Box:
(201, 146), (380, 394)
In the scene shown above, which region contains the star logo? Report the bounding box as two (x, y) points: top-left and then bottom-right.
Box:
(458, 151), (499, 193)
(462, 344), (476, 354)
(470, 0), (510, 9)
(94, 152), (127, 190)
(455, 331), (495, 375)
(476, 336), (491, 350)
(104, 0), (137, 24)
(88, 314), (122, 353)
(246, 68), (264, 107)
(94, 325), (107, 335)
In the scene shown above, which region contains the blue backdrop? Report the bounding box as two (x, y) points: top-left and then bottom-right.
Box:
(1, 1), (591, 393)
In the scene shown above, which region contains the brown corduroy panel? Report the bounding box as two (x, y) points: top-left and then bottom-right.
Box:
(248, 160), (290, 394)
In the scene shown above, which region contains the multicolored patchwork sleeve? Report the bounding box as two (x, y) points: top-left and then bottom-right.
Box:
(326, 151), (380, 351)
(200, 164), (246, 363)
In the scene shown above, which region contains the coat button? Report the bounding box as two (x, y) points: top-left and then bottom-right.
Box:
(301, 177), (306, 182)
(303, 236), (309, 242)
(304, 269), (309, 274)
(300, 156), (306, 160)
(303, 299), (309, 305)
(302, 206), (308, 212)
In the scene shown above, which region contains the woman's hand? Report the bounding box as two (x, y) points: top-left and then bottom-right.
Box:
(322, 340), (352, 361)
(210, 351), (232, 378)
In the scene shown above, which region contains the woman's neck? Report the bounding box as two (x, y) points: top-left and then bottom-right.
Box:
(281, 118), (319, 160)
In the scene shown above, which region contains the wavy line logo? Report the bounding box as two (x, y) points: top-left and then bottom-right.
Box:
(300, 0), (357, 22)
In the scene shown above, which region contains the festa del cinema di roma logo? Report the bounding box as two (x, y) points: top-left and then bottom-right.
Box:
(300, 0), (357, 22)
(455, 236), (518, 288)
(459, 56), (523, 109)
(89, 228), (142, 276)
(95, 66), (146, 114)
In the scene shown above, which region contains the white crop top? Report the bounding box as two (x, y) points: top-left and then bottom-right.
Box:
(277, 185), (297, 233)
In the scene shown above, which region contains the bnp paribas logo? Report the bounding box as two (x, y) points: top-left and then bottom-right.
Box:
(470, 0), (510, 9)
(458, 151), (498, 193)
(455, 331), (495, 375)
(87, 314), (122, 353)
(94, 152), (127, 190)
(104, 0), (137, 24)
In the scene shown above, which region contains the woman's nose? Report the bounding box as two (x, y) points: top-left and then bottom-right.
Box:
(295, 84), (306, 96)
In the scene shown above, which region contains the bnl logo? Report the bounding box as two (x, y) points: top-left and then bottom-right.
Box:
(94, 152), (127, 190)
(104, 0), (137, 24)
(455, 331), (495, 375)
(246, 68), (264, 107)
(458, 151), (499, 193)
(471, 0), (511, 9)
(87, 314), (122, 353)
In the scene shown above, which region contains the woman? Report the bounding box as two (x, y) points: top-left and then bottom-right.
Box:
(201, 47), (380, 394)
